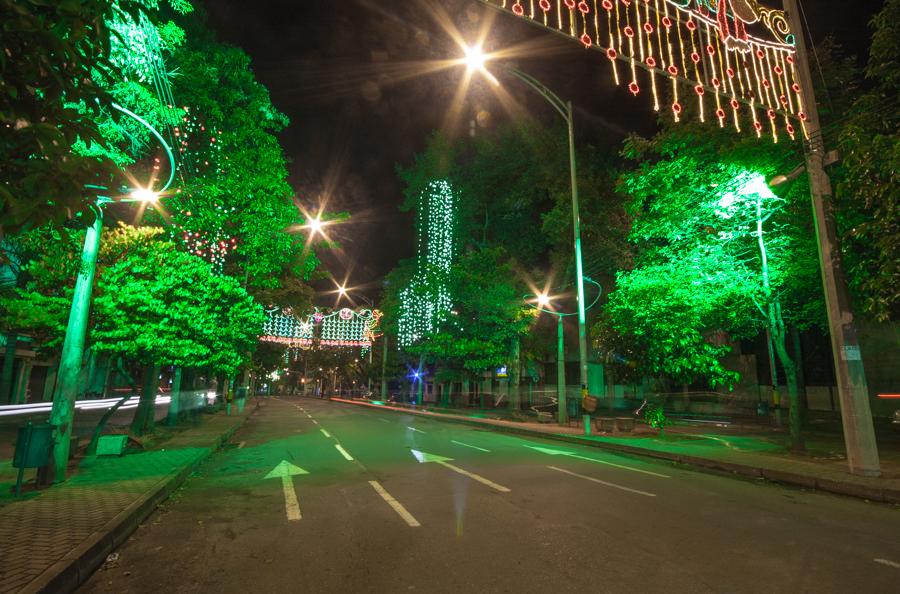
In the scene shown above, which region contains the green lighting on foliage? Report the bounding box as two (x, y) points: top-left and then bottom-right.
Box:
(398, 180), (458, 347)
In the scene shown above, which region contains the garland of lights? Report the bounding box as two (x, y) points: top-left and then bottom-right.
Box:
(167, 106), (238, 273)
(260, 307), (382, 349)
(397, 180), (458, 347)
(483, 0), (804, 142)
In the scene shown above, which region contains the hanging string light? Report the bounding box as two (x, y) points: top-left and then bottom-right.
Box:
(483, 0), (803, 142)
(260, 307), (382, 349)
(397, 180), (458, 348)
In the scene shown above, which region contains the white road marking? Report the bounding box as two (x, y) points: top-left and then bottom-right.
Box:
(548, 465), (656, 497)
(264, 461), (308, 522)
(407, 426), (426, 433)
(238, 441), (246, 449)
(441, 461), (510, 493)
(377, 418), (390, 423)
(369, 481), (421, 527)
(306, 414), (313, 419)
(320, 428), (332, 438)
(311, 419), (319, 425)
(526, 445), (670, 478)
(569, 453), (670, 478)
(410, 449), (510, 493)
(451, 440), (490, 452)
(874, 558), (900, 569)
(335, 444), (354, 461)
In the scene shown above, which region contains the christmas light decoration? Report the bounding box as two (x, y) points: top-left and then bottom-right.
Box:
(480, 0), (803, 141)
(260, 307), (382, 349)
(397, 180), (458, 347)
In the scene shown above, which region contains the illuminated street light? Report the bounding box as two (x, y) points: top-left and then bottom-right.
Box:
(536, 293), (551, 309)
(129, 187), (160, 203)
(461, 44), (591, 416)
(307, 216), (324, 235)
(463, 45), (486, 72)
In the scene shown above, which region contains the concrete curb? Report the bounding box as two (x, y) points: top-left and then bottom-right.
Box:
(20, 404), (257, 594)
(332, 398), (900, 505)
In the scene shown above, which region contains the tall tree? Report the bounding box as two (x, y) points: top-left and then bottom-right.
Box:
(838, 0), (900, 322)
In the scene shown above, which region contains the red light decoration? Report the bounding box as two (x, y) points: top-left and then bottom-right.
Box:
(483, 0), (804, 141)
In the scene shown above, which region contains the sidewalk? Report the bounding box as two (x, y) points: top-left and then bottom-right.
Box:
(332, 398), (900, 504)
(0, 401), (258, 594)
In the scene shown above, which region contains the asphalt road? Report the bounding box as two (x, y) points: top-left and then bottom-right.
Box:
(80, 396), (900, 594)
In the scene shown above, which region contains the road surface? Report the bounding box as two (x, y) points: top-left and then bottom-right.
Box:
(80, 396), (900, 593)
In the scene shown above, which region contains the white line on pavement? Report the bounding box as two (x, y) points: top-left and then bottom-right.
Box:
(567, 453), (670, 478)
(377, 418), (390, 423)
(874, 558), (900, 569)
(311, 419), (319, 425)
(238, 441), (246, 449)
(451, 440), (490, 452)
(320, 428), (332, 438)
(335, 444), (354, 461)
(407, 426), (426, 433)
(441, 461), (510, 493)
(548, 466), (656, 497)
(369, 481), (421, 527)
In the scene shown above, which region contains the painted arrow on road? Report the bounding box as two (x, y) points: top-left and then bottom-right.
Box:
(525, 445), (670, 478)
(265, 460), (309, 521)
(410, 449), (510, 493)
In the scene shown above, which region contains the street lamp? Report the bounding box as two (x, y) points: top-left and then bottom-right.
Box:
(48, 105), (173, 482)
(461, 45), (592, 401)
(525, 278), (601, 429)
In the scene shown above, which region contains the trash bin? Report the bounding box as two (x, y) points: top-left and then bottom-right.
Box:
(14, 422), (53, 469)
(567, 397), (580, 419)
(13, 422), (54, 496)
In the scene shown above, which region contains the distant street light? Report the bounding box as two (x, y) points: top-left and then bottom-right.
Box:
(525, 279), (601, 429)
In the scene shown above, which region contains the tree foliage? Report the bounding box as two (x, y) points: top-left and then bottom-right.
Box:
(838, 0), (900, 322)
(0, 0), (145, 233)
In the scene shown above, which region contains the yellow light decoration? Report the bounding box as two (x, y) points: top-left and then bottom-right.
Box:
(481, 0), (805, 142)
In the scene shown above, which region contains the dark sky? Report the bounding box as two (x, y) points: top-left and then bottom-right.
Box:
(201, 0), (883, 300)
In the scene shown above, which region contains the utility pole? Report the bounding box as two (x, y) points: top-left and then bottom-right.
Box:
(783, 0), (880, 476)
(49, 212), (102, 482)
(380, 335), (388, 399)
(557, 314), (567, 425)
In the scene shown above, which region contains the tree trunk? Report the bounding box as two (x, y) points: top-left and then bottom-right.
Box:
(791, 327), (808, 423)
(87, 351), (111, 398)
(509, 336), (521, 413)
(131, 364), (160, 436)
(1, 333), (18, 404)
(167, 367), (183, 426)
(770, 301), (805, 452)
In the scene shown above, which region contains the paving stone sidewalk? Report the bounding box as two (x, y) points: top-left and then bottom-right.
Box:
(0, 403), (258, 594)
(331, 397), (900, 504)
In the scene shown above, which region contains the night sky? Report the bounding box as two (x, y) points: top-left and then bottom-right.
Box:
(202, 0), (883, 300)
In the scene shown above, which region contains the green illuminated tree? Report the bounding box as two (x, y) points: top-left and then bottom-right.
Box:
(606, 128), (823, 450)
(0, 0), (145, 233)
(90, 226), (263, 434)
(163, 25), (302, 288)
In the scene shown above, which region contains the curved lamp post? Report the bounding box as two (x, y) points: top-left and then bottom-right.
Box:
(461, 47), (592, 404)
(524, 277), (601, 429)
(49, 104), (175, 482)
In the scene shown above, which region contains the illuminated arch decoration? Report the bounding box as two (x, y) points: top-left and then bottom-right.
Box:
(261, 307), (315, 347)
(479, 0), (804, 142)
(261, 307), (382, 349)
(398, 180), (458, 347)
